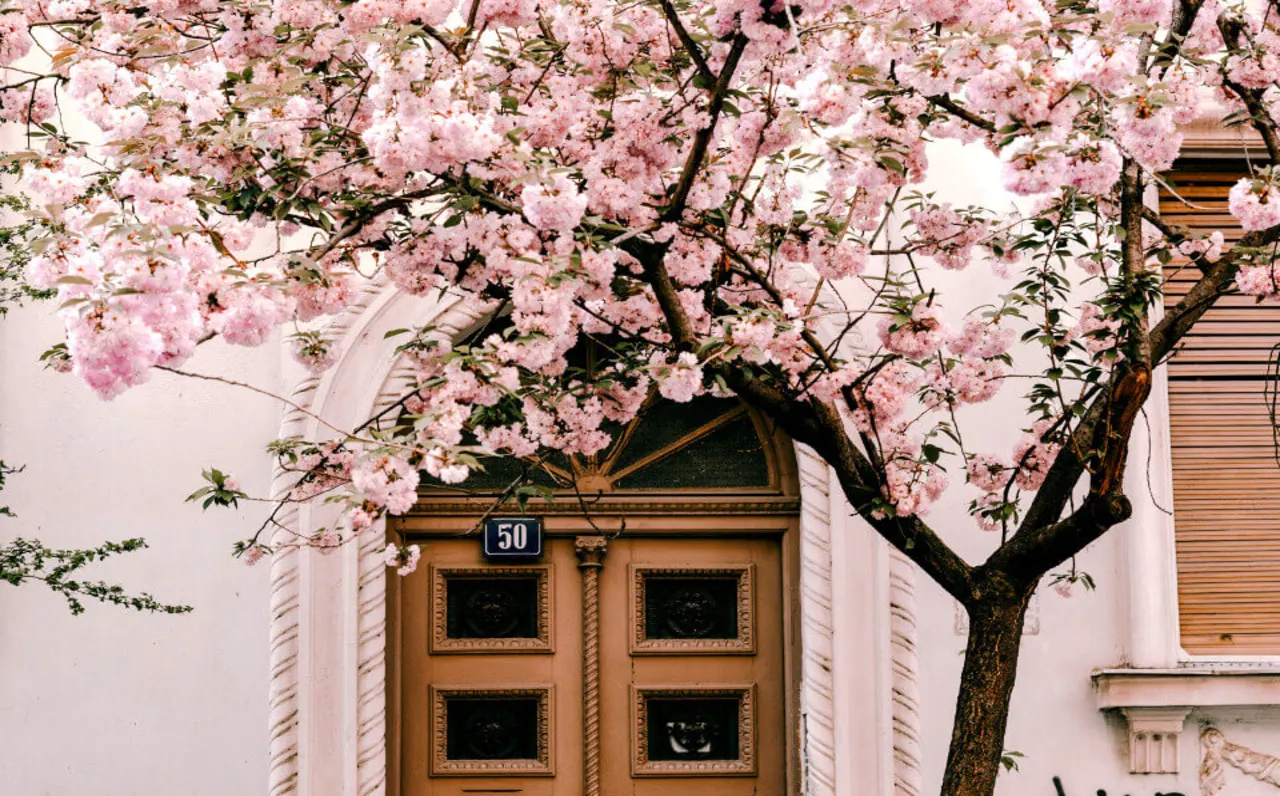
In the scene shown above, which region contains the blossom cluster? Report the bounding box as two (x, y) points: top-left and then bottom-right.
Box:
(0, 0), (1273, 555)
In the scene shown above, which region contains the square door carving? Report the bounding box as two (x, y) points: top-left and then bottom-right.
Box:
(630, 565), (755, 655)
(428, 685), (555, 776)
(631, 684), (757, 777)
(429, 565), (553, 654)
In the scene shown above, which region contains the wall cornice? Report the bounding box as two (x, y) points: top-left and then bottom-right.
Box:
(1095, 666), (1280, 709)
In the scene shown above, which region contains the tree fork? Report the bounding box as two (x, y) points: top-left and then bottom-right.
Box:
(941, 574), (1036, 796)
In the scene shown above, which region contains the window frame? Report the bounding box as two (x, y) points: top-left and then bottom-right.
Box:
(1136, 145), (1280, 666)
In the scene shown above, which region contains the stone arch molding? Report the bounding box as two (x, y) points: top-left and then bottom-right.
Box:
(266, 277), (921, 796)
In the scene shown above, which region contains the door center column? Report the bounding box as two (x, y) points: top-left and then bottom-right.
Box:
(575, 535), (609, 796)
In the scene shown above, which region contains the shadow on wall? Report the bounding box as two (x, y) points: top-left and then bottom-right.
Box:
(1053, 777), (1185, 796)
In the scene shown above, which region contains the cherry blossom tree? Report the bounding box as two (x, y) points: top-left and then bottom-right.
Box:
(2, 0), (1278, 792)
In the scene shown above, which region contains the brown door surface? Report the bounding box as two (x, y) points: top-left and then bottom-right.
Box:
(397, 532), (787, 796)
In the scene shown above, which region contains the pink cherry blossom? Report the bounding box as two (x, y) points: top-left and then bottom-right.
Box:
(0, 0), (1261, 574)
(655, 352), (703, 403)
(352, 455), (420, 515)
(879, 304), (947, 359)
(242, 545), (266, 566)
(522, 173), (590, 233)
(1229, 177), (1280, 231)
(967, 453), (1011, 494)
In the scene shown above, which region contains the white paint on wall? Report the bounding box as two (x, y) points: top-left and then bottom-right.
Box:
(0, 302), (277, 795)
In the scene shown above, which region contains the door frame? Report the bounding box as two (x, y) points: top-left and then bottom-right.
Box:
(387, 502), (803, 796)
(263, 281), (921, 796)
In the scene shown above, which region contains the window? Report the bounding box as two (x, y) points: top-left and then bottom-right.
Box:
(422, 393), (778, 495)
(1163, 164), (1280, 654)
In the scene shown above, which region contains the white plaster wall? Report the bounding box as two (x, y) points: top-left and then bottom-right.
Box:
(0, 302), (279, 795)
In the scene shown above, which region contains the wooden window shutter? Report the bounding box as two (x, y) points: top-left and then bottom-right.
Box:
(1164, 165), (1280, 654)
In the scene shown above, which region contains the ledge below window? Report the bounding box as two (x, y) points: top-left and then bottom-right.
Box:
(1093, 666), (1280, 774)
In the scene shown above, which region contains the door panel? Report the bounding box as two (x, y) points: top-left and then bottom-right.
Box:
(398, 532), (786, 796)
(400, 538), (582, 796)
(599, 537), (785, 795)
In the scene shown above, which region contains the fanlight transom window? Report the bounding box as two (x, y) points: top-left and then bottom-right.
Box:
(423, 394), (778, 495)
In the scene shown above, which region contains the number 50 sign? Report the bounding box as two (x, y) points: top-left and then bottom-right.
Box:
(482, 517), (543, 561)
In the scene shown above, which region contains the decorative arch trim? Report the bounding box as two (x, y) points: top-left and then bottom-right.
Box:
(265, 280), (920, 796)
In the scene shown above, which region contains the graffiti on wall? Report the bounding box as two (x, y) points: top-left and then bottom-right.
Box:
(1052, 776), (1185, 796)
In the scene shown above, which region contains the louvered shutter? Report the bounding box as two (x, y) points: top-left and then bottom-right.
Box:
(1164, 166), (1280, 654)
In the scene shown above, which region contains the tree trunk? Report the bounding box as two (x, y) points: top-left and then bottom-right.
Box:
(940, 585), (1033, 796)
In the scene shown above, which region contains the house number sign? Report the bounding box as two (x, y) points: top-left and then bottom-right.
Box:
(482, 517), (543, 561)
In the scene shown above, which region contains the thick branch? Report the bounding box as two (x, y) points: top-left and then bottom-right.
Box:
(662, 33), (748, 222)
(1140, 204), (1191, 244)
(730, 365), (976, 602)
(1148, 0), (1203, 76)
(1219, 17), (1280, 162)
(1222, 76), (1280, 163)
(1148, 255), (1239, 362)
(632, 240), (975, 601)
(994, 163), (1154, 579)
(657, 0), (715, 86)
(1121, 159), (1153, 366)
(1149, 224), (1280, 361)
(986, 492), (1134, 583)
(1003, 222), (1280, 578)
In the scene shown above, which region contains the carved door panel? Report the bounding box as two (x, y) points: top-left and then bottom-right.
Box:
(598, 536), (786, 795)
(397, 533), (787, 796)
(399, 536), (582, 796)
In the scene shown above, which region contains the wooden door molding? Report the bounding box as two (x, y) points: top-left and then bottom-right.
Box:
(629, 564), (757, 656)
(630, 684), (758, 777)
(427, 685), (556, 777)
(264, 282), (922, 796)
(427, 565), (554, 655)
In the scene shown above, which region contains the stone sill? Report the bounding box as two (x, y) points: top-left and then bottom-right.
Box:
(1093, 666), (1280, 773)
(1094, 665), (1280, 710)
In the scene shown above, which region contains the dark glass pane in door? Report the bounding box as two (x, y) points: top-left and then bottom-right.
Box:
(646, 697), (741, 761)
(445, 576), (539, 639)
(445, 696), (540, 760)
(643, 575), (740, 639)
(614, 415), (769, 489)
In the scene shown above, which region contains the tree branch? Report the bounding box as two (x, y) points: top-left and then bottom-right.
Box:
(1000, 221), (1280, 579)
(662, 33), (749, 222)
(1221, 77), (1280, 163)
(986, 491), (1134, 582)
(1121, 159), (1153, 366)
(1149, 224), (1280, 362)
(927, 95), (996, 132)
(718, 358), (976, 601)
(658, 0), (715, 86)
(990, 359), (1152, 580)
(1219, 17), (1280, 162)
(630, 235), (975, 601)
(1149, 0), (1203, 76)
(1140, 204), (1192, 244)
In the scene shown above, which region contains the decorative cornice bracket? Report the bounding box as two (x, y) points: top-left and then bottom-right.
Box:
(1120, 707), (1191, 774)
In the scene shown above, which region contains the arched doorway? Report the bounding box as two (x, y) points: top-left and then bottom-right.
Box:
(387, 395), (803, 795)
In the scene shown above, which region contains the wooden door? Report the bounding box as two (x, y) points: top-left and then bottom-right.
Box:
(599, 535), (786, 795)
(395, 530), (789, 795)
(399, 536), (581, 796)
